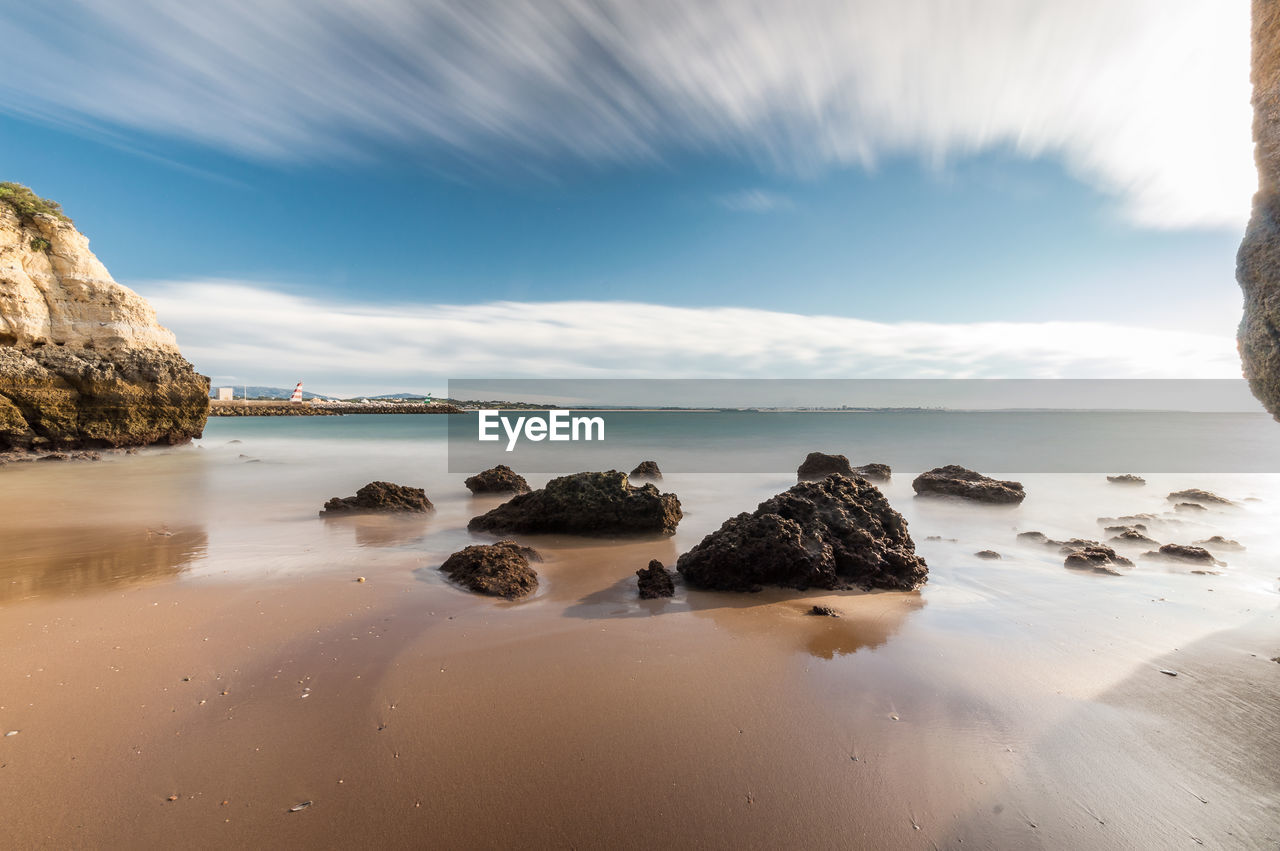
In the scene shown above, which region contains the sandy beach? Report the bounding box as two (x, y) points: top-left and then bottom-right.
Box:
(1, 424), (1277, 849)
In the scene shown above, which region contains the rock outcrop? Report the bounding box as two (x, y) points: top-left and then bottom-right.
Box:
(1063, 545), (1133, 575)
(1167, 489), (1234, 506)
(468, 470), (682, 536)
(1106, 474), (1145, 486)
(629, 460), (662, 481)
(635, 559), (675, 599)
(796, 452), (891, 482)
(0, 185), (208, 450)
(1194, 535), (1245, 551)
(912, 465), (1025, 504)
(439, 541), (540, 599)
(320, 481), (434, 515)
(465, 464), (531, 495)
(676, 474), (927, 593)
(1143, 543), (1221, 566)
(1239, 1), (1280, 420)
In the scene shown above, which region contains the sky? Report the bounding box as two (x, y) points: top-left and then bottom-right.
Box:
(0, 0), (1257, 396)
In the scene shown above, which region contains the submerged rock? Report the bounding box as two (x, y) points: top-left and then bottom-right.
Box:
(1193, 535), (1245, 551)
(1107, 474), (1146, 485)
(912, 465), (1025, 504)
(1017, 531), (1056, 546)
(1056, 538), (1100, 554)
(321, 481), (433, 515)
(1110, 529), (1159, 546)
(1167, 489), (1234, 506)
(1174, 502), (1207, 513)
(636, 559), (675, 599)
(676, 474), (927, 593)
(629, 460), (662, 481)
(1104, 523), (1148, 535)
(1063, 545), (1134, 575)
(439, 541), (540, 599)
(974, 550), (1002, 560)
(468, 470), (682, 536)
(0, 195), (209, 450)
(1143, 544), (1221, 565)
(808, 605), (841, 617)
(464, 464), (531, 495)
(853, 462), (892, 482)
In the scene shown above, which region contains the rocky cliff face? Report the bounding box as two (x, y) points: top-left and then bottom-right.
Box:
(1240, 1), (1280, 419)
(0, 198), (208, 450)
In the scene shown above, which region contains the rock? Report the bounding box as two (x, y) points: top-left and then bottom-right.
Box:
(1097, 513), (1160, 527)
(676, 474), (927, 593)
(808, 605), (840, 617)
(1167, 489), (1234, 506)
(635, 559), (675, 599)
(438, 540), (540, 600)
(1056, 538), (1100, 554)
(464, 464), (531, 495)
(1107, 474), (1146, 485)
(1104, 523), (1148, 534)
(1143, 544), (1221, 565)
(321, 481), (433, 515)
(911, 465), (1025, 504)
(1063, 545), (1134, 575)
(468, 471), (681, 536)
(1017, 531), (1055, 546)
(925, 535), (957, 542)
(1174, 502), (1207, 513)
(1110, 529), (1159, 546)
(1193, 536), (1245, 551)
(629, 460), (662, 481)
(0, 191), (208, 450)
(1239, 1), (1280, 419)
(853, 463), (892, 482)
(796, 452), (854, 480)
(974, 550), (1002, 560)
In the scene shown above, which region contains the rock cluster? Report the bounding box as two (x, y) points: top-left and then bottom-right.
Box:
(796, 452), (891, 482)
(635, 559), (675, 599)
(465, 464), (531, 495)
(912, 465), (1025, 504)
(0, 192), (208, 450)
(468, 471), (682, 536)
(676, 474), (927, 593)
(321, 481), (433, 515)
(439, 541), (540, 599)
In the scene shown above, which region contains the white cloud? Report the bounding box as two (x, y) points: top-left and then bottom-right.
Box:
(141, 279), (1241, 396)
(718, 190), (794, 213)
(0, 0), (1253, 228)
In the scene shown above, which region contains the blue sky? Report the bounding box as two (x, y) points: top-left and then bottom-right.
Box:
(0, 1), (1256, 393)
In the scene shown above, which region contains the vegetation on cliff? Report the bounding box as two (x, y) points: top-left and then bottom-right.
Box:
(0, 182), (70, 225)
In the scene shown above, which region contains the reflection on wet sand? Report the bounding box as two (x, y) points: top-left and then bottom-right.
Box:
(322, 514), (432, 548)
(0, 526), (207, 601)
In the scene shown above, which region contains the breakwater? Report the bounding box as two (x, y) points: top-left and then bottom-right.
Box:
(209, 400), (461, 417)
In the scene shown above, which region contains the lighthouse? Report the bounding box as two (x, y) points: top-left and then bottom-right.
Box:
(289, 381), (304, 403)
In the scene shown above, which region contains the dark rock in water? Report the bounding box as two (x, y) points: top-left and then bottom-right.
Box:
(1097, 513), (1160, 527)
(629, 460), (662, 481)
(853, 463), (892, 482)
(974, 550), (1002, 560)
(1174, 502), (1207, 513)
(1110, 529), (1159, 546)
(321, 481), (433, 516)
(1056, 538), (1100, 555)
(468, 471), (681, 536)
(1107, 474), (1146, 485)
(636, 559), (675, 599)
(676, 474), (927, 593)
(1064, 545), (1134, 575)
(1193, 535), (1245, 551)
(797, 452), (854, 481)
(808, 605), (840, 617)
(439, 541), (540, 599)
(1167, 488), (1234, 506)
(1104, 523), (1148, 534)
(1143, 544), (1220, 565)
(1017, 531), (1056, 546)
(925, 535), (957, 542)
(912, 465), (1025, 504)
(464, 464), (531, 495)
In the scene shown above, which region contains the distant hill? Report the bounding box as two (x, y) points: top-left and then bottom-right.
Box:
(208, 385), (331, 401)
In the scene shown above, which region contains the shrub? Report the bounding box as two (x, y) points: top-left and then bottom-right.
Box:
(0, 182), (70, 224)
(29, 237), (51, 252)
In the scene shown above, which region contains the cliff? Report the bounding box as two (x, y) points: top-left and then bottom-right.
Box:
(0, 185), (208, 450)
(1240, 1), (1280, 419)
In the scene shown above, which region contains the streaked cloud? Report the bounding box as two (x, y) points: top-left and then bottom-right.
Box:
(0, 0), (1251, 228)
(717, 190), (794, 214)
(141, 279), (1241, 396)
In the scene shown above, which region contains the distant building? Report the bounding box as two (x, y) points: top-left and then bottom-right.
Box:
(216, 387), (234, 401)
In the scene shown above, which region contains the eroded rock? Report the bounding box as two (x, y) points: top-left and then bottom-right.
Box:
(1168, 489), (1234, 506)
(439, 541), (540, 599)
(676, 474), (927, 593)
(464, 464), (531, 495)
(629, 460), (662, 481)
(912, 465), (1025, 504)
(1107, 474), (1146, 485)
(1064, 545), (1134, 575)
(797, 452), (854, 481)
(1143, 544), (1221, 565)
(321, 481), (433, 515)
(468, 471), (681, 536)
(1193, 536), (1245, 551)
(636, 559), (675, 599)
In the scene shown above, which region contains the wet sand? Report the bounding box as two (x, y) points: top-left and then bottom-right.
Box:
(1, 439), (1278, 848)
